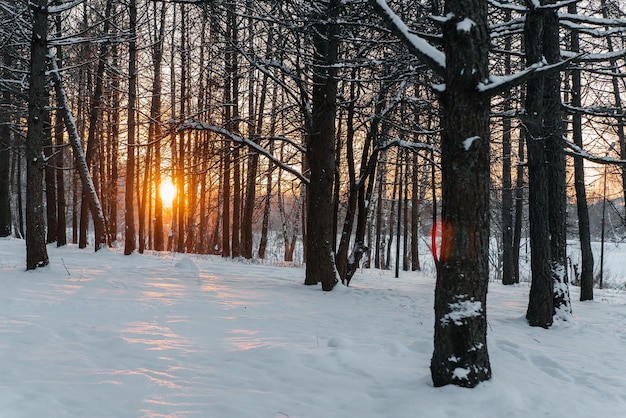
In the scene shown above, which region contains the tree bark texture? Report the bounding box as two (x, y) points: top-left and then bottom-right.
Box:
(26, 0), (50, 269)
(0, 79), (11, 237)
(542, 1), (571, 317)
(124, 0), (137, 255)
(50, 54), (107, 251)
(524, 4), (554, 328)
(430, 0), (492, 387)
(569, 2), (593, 302)
(304, 0), (341, 291)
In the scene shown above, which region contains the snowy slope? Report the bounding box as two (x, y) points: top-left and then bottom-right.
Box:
(1, 237), (625, 417)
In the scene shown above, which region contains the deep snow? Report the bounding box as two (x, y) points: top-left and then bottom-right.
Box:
(1, 237), (626, 417)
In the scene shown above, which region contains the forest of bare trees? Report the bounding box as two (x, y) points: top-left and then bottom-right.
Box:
(1, 0), (626, 387)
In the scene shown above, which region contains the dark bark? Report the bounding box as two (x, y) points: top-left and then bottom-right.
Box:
(430, 0), (492, 387)
(124, 0), (137, 255)
(501, 11), (515, 285)
(53, 21), (66, 247)
(336, 76), (358, 282)
(524, 4), (554, 328)
(512, 134), (524, 283)
(569, 2), (593, 301)
(304, 0), (341, 291)
(374, 152), (387, 269)
(0, 70), (11, 237)
(43, 100), (57, 244)
(54, 106), (66, 247)
(542, 1), (570, 316)
(152, 2), (166, 252)
(411, 153), (421, 271)
(50, 56), (108, 252)
(26, 0), (50, 270)
(108, 43), (120, 246)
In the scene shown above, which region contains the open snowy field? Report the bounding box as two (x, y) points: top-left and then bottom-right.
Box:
(1, 237), (626, 417)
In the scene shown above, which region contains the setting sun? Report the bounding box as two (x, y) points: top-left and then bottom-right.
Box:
(160, 179), (176, 208)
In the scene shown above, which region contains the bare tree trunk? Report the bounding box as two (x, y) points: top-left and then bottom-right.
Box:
(50, 55), (107, 251)
(512, 132), (524, 283)
(258, 88), (278, 259)
(429, 0), (492, 387)
(374, 150), (387, 269)
(524, 4), (554, 328)
(600, 0), (626, 229)
(108, 43), (120, 245)
(501, 9), (515, 285)
(543, 1), (571, 317)
(0, 60), (11, 236)
(152, 3), (166, 251)
(25, 0), (50, 270)
(411, 153), (421, 271)
(401, 153), (409, 271)
(386, 160), (399, 270)
(124, 0), (137, 255)
(177, 5), (187, 253)
(570, 1), (593, 301)
(43, 105), (57, 244)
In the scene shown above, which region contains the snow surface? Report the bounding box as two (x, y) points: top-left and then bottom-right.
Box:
(1, 237), (626, 417)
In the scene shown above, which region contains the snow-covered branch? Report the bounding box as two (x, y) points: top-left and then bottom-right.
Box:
(487, 0), (526, 12)
(377, 138), (440, 154)
(536, 0), (579, 11)
(368, 0), (445, 77)
(563, 139), (626, 166)
(478, 56), (579, 97)
(177, 120), (309, 184)
(48, 0), (86, 14)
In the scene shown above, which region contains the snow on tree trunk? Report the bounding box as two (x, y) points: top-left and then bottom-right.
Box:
(49, 50), (107, 251)
(524, 4), (555, 328)
(542, 0), (571, 319)
(429, 0), (492, 387)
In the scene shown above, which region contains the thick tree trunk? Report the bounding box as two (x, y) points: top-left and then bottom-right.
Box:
(26, 0), (50, 269)
(304, 0), (341, 291)
(430, 0), (492, 387)
(543, 2), (571, 317)
(524, 5), (554, 328)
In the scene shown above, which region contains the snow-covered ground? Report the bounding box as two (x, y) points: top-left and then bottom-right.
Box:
(1, 237), (626, 417)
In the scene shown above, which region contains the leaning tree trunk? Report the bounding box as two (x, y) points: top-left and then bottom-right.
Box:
(430, 0), (492, 388)
(50, 54), (107, 251)
(25, 0), (50, 269)
(304, 0), (341, 291)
